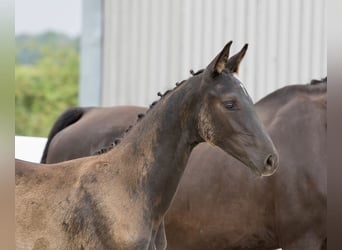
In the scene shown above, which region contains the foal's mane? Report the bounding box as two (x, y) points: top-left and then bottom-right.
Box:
(94, 69), (202, 155)
(310, 76), (327, 85)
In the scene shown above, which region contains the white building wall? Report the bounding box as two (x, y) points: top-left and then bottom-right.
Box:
(102, 0), (326, 107)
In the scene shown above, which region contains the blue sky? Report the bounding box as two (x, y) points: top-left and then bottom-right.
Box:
(15, 0), (82, 37)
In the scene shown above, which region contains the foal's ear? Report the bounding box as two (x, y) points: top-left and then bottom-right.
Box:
(226, 44), (248, 74)
(207, 41), (233, 76)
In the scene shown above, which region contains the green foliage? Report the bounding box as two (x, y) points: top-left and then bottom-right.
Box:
(15, 32), (79, 137)
(16, 31), (80, 64)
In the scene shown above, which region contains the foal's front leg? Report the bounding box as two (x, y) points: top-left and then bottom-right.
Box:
(148, 219), (166, 250)
(154, 220), (166, 250)
(282, 232), (325, 250)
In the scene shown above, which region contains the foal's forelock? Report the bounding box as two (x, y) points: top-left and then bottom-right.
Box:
(233, 73), (249, 98)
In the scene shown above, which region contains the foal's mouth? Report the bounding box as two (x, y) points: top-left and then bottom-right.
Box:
(247, 161), (277, 177)
(249, 164), (263, 177)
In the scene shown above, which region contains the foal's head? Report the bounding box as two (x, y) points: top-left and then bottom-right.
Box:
(196, 41), (278, 176)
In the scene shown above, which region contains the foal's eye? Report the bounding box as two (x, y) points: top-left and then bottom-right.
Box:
(224, 101), (235, 110)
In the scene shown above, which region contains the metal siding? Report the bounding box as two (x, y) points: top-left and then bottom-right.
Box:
(102, 0), (326, 107)
(79, 0), (103, 106)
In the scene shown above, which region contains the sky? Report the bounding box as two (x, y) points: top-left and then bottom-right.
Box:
(15, 0), (82, 37)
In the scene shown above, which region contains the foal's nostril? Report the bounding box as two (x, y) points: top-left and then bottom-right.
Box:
(265, 154), (276, 168)
(261, 154), (278, 176)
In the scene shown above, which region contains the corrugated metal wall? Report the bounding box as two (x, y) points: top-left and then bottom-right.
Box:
(102, 0), (326, 107)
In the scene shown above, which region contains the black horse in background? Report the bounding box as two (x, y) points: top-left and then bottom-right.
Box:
(41, 77), (326, 249)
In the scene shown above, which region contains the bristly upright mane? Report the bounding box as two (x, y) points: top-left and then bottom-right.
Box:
(93, 75), (192, 155)
(95, 66), (232, 155)
(310, 76), (327, 85)
(190, 69), (204, 76)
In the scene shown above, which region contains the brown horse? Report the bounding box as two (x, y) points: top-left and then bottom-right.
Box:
(16, 41), (279, 250)
(41, 75), (326, 249)
(41, 106), (147, 163)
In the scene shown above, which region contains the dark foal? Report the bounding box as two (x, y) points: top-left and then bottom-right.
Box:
(41, 78), (326, 250)
(16, 41), (278, 250)
(164, 79), (327, 250)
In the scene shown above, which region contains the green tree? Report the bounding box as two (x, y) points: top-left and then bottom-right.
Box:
(15, 44), (79, 137)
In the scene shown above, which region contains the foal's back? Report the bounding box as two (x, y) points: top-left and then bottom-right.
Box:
(16, 159), (81, 249)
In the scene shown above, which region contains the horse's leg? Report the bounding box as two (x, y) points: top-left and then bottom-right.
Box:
(320, 238), (327, 250)
(153, 220), (167, 250)
(148, 244), (156, 250)
(282, 233), (325, 250)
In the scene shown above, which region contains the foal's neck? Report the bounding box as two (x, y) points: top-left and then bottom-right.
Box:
(108, 80), (202, 215)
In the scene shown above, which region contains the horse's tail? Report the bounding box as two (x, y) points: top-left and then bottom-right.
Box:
(40, 107), (86, 163)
